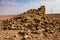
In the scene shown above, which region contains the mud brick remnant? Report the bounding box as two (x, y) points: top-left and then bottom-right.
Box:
(0, 6), (60, 40)
(38, 6), (45, 15)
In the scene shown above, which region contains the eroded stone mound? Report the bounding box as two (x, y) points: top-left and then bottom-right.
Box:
(0, 6), (60, 40)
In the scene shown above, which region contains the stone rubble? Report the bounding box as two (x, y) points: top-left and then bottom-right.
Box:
(0, 6), (60, 40)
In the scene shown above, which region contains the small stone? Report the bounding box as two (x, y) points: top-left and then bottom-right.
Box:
(2, 27), (8, 30)
(18, 31), (28, 36)
(21, 37), (26, 40)
(33, 19), (40, 23)
(31, 31), (39, 34)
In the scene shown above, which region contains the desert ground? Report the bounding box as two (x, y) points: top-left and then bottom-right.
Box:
(0, 15), (15, 20)
(0, 14), (60, 20)
(47, 14), (60, 22)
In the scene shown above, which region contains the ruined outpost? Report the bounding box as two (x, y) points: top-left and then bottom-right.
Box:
(0, 6), (60, 40)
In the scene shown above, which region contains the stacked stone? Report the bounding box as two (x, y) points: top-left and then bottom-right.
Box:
(1, 6), (60, 40)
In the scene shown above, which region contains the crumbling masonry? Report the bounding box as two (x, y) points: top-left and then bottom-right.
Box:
(0, 6), (60, 40)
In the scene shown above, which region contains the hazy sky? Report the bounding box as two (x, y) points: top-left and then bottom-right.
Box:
(0, 0), (60, 15)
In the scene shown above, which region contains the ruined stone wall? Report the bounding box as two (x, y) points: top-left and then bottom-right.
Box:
(38, 6), (45, 15)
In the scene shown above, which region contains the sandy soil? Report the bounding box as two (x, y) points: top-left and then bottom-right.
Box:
(0, 14), (60, 20)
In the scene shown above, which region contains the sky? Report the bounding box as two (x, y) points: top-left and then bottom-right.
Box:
(0, 0), (60, 15)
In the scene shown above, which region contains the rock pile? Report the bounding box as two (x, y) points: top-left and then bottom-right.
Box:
(0, 6), (60, 40)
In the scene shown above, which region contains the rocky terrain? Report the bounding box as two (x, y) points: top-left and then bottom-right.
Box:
(0, 6), (60, 40)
